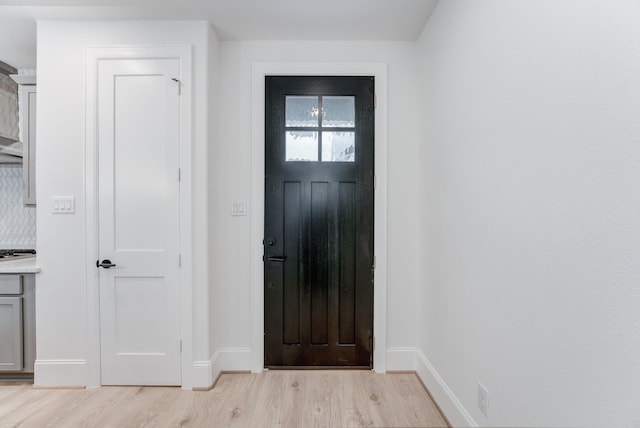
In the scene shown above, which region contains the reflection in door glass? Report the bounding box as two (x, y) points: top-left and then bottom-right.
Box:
(286, 96), (319, 127)
(285, 95), (356, 163)
(286, 131), (318, 161)
(322, 96), (355, 127)
(321, 131), (355, 162)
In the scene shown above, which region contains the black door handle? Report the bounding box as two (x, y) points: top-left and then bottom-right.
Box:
(266, 256), (286, 262)
(97, 259), (117, 269)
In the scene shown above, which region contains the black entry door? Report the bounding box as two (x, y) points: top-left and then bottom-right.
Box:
(264, 76), (374, 368)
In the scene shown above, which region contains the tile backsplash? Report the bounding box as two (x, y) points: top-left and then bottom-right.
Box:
(0, 165), (36, 249)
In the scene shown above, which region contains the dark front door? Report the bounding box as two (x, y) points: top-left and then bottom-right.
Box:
(264, 76), (374, 368)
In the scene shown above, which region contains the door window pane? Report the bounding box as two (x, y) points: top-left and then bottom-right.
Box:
(322, 131), (355, 162)
(286, 131), (318, 161)
(285, 95), (356, 162)
(322, 96), (355, 128)
(286, 96), (319, 127)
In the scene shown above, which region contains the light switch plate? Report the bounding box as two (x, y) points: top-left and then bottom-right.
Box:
(52, 196), (75, 214)
(230, 202), (247, 216)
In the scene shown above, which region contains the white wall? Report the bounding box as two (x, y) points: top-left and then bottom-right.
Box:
(36, 20), (213, 387)
(417, 0), (640, 426)
(211, 41), (423, 368)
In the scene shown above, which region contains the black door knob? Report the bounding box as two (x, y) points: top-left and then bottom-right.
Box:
(97, 259), (117, 269)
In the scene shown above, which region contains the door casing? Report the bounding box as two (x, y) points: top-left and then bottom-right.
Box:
(251, 62), (389, 373)
(85, 46), (193, 388)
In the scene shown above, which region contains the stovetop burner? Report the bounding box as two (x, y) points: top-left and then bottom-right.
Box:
(0, 249), (36, 259)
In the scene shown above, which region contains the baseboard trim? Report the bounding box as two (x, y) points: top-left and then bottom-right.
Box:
(34, 359), (87, 387)
(386, 347), (417, 371)
(415, 349), (478, 428)
(32, 385), (87, 390)
(192, 347), (252, 390)
(192, 359), (215, 390)
(413, 369), (453, 428)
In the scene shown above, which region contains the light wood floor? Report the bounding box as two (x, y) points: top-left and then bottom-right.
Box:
(0, 371), (448, 427)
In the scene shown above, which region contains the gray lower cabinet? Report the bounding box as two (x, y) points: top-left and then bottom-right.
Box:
(0, 296), (23, 371)
(0, 274), (35, 373)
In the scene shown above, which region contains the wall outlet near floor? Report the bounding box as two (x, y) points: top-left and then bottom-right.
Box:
(478, 382), (490, 417)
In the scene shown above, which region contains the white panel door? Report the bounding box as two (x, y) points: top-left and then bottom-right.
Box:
(97, 58), (181, 386)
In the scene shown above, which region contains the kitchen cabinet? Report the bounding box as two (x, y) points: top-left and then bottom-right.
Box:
(0, 275), (24, 371)
(18, 84), (36, 205)
(0, 296), (23, 371)
(0, 273), (35, 373)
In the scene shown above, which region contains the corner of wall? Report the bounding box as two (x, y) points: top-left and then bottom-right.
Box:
(386, 347), (417, 371)
(192, 347), (252, 390)
(192, 359), (216, 390)
(415, 348), (477, 428)
(385, 346), (476, 427)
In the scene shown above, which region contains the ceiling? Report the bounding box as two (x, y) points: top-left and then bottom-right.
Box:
(0, 0), (438, 69)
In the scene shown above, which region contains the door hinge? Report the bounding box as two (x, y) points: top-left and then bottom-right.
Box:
(178, 168), (181, 182)
(374, 93), (377, 109)
(374, 174), (377, 190)
(179, 340), (182, 352)
(171, 77), (181, 95)
(179, 254), (182, 267)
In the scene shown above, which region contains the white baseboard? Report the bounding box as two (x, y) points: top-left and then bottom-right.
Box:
(415, 349), (478, 428)
(386, 347), (417, 371)
(385, 346), (477, 427)
(33, 351), (254, 390)
(192, 347), (252, 390)
(34, 359), (87, 387)
(192, 359), (215, 389)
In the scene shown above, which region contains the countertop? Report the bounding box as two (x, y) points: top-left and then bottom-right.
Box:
(0, 257), (41, 273)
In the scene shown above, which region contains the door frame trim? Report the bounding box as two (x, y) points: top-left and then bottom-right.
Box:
(251, 63), (388, 372)
(84, 45), (193, 388)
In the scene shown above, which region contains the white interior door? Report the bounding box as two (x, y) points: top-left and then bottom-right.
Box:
(97, 58), (181, 386)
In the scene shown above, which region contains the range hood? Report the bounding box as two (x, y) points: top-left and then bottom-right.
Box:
(0, 60), (21, 159)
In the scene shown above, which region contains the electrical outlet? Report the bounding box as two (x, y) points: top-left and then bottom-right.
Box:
(478, 382), (490, 417)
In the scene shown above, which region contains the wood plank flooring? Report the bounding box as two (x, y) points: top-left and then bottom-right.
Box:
(0, 371), (448, 427)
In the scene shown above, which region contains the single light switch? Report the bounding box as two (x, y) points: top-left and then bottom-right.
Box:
(231, 202), (247, 216)
(52, 196), (75, 214)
